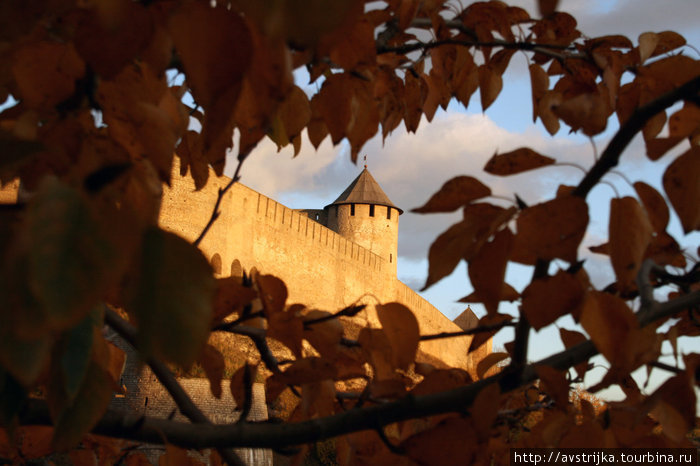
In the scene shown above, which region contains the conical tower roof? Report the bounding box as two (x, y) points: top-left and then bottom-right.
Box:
(325, 168), (403, 214)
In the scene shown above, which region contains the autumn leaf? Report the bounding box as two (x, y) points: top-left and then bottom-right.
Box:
(168, 2), (252, 152)
(424, 203), (516, 289)
(11, 41), (85, 110)
(471, 383), (500, 439)
(51, 362), (115, 450)
(535, 365), (570, 409)
(512, 196), (589, 264)
(529, 64), (549, 122)
(663, 147), (700, 233)
(609, 196), (653, 293)
(633, 182), (669, 233)
(468, 228), (513, 315)
(198, 344), (225, 399)
(127, 228), (215, 368)
(484, 148), (555, 176)
(521, 270), (585, 330)
(376, 302), (420, 370)
(23, 178), (116, 332)
(303, 310), (344, 359)
(476, 352), (509, 379)
(412, 176), (491, 213)
(402, 416), (476, 465)
(638, 32), (659, 63)
(559, 328), (589, 380)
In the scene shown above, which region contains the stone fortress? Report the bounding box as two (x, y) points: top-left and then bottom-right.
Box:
(160, 161), (486, 371)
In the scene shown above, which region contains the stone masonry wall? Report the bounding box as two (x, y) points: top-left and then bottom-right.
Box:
(160, 163), (474, 369)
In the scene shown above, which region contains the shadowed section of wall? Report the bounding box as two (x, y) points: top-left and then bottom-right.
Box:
(108, 332), (272, 465)
(160, 162), (478, 370)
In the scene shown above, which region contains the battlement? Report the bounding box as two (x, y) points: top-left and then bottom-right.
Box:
(251, 190), (385, 273)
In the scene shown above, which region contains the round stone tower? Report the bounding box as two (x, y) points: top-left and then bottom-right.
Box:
(324, 167), (402, 275)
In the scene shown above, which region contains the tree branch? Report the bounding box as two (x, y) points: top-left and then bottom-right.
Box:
(193, 157), (246, 247)
(419, 320), (515, 341)
(66, 288), (700, 450)
(573, 75), (700, 199)
(104, 309), (245, 466)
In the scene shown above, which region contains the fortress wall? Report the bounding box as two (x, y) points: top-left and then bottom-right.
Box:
(394, 281), (471, 369)
(160, 166), (474, 369)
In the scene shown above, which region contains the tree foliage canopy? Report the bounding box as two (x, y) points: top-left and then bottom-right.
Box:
(1, 0), (699, 464)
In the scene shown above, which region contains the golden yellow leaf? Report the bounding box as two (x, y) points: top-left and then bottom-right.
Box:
(663, 147), (700, 233)
(484, 147), (555, 176)
(609, 196), (653, 293)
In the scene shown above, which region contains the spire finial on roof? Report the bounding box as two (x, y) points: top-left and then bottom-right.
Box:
(363, 155), (367, 169)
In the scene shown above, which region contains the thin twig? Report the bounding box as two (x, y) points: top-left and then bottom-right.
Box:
(219, 325), (283, 375)
(194, 157), (246, 247)
(303, 305), (366, 328)
(103, 308), (245, 466)
(18, 287), (700, 449)
(573, 75), (700, 199)
(419, 320), (516, 341)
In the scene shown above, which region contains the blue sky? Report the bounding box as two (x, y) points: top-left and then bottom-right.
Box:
(228, 1), (700, 399)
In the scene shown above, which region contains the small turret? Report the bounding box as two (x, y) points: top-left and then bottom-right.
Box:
(324, 167), (402, 275)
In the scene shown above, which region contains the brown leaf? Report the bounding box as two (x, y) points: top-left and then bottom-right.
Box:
(521, 270), (585, 330)
(12, 41), (85, 110)
(471, 383), (500, 440)
(535, 365), (570, 409)
(358, 328), (395, 380)
(648, 373), (696, 443)
(403, 70), (427, 133)
(402, 417), (476, 465)
(668, 104), (700, 138)
(411, 369), (471, 396)
(469, 314), (512, 354)
(212, 277), (257, 326)
(478, 65), (503, 111)
(634, 182), (669, 234)
(559, 328), (589, 380)
(376, 303), (420, 371)
(663, 147), (700, 233)
(476, 352), (509, 379)
(230, 362), (258, 409)
(538, 90), (562, 135)
(638, 32), (659, 63)
(484, 147), (555, 176)
(645, 136), (684, 161)
(645, 231), (686, 268)
(529, 64), (549, 122)
(268, 303), (304, 358)
(459, 282), (520, 303)
(198, 344), (225, 399)
(315, 73), (352, 144)
(579, 291), (639, 371)
(468, 228), (513, 315)
(423, 204), (516, 289)
(538, 0), (559, 17)
(609, 196), (654, 293)
(168, 3), (252, 150)
(512, 196), (589, 264)
(650, 31), (687, 57)
(302, 310), (343, 359)
(412, 176), (491, 213)
(554, 88), (611, 136)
